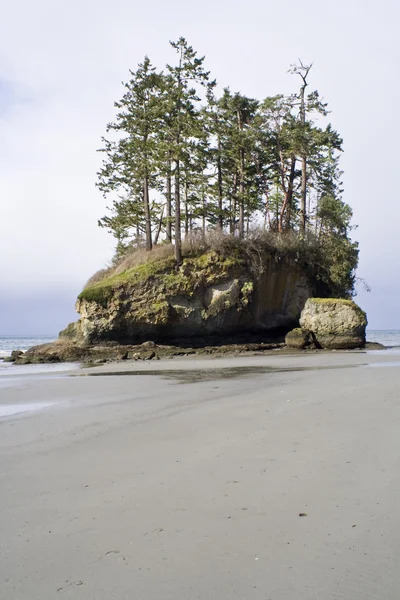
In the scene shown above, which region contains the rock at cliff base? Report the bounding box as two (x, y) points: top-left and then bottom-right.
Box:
(299, 298), (367, 349)
(285, 328), (311, 349)
(59, 321), (82, 341)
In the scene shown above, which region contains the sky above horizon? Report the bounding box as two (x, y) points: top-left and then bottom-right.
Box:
(1, 0), (399, 334)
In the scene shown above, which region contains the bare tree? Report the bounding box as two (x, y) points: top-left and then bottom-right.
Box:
(290, 60), (313, 233)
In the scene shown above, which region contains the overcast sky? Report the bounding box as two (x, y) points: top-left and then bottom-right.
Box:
(0, 0), (399, 334)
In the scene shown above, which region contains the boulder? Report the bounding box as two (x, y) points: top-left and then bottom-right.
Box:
(2, 350), (24, 362)
(299, 298), (367, 349)
(140, 341), (157, 350)
(365, 341), (386, 350)
(285, 328), (311, 349)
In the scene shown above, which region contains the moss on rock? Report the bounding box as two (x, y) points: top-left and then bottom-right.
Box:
(73, 245), (320, 345)
(285, 328), (311, 349)
(299, 297), (367, 349)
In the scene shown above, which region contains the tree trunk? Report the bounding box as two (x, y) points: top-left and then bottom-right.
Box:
(202, 188), (206, 237)
(217, 136), (223, 230)
(174, 48), (183, 265)
(299, 79), (307, 233)
(231, 171), (238, 234)
(154, 206), (165, 245)
(287, 157), (296, 229)
(300, 156), (307, 232)
(174, 160), (182, 265)
(237, 109), (245, 238)
(238, 174), (245, 237)
(264, 191), (269, 230)
(280, 156), (296, 232)
(143, 175), (152, 251)
(166, 157), (172, 242)
(184, 176), (189, 239)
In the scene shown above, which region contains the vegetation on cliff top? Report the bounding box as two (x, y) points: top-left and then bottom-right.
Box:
(79, 229), (357, 306)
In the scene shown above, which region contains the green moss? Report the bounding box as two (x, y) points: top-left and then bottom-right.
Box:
(59, 321), (79, 339)
(79, 250), (246, 310)
(162, 270), (195, 295)
(190, 251), (218, 269)
(78, 257), (176, 306)
(311, 298), (355, 306)
(78, 284), (114, 307)
(135, 300), (170, 325)
(241, 281), (254, 306)
(221, 255), (245, 268)
(309, 297), (367, 322)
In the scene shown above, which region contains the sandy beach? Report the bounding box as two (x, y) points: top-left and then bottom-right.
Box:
(1, 351), (400, 599)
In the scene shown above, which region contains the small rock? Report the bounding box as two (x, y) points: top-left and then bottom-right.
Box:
(285, 328), (311, 349)
(141, 341), (157, 350)
(365, 342), (386, 350)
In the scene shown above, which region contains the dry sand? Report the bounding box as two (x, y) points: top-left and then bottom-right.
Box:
(1, 351), (400, 599)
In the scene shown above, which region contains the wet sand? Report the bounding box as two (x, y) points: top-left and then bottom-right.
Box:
(1, 351), (400, 599)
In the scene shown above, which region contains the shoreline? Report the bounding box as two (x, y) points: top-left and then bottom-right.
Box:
(1, 344), (398, 386)
(0, 338), (388, 367)
(2, 349), (400, 598)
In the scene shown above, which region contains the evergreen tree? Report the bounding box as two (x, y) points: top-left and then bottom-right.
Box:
(165, 37), (213, 264)
(95, 42), (359, 294)
(97, 56), (164, 250)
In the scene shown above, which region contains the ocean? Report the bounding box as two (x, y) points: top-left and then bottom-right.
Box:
(364, 330), (400, 348)
(0, 335), (57, 358)
(0, 331), (400, 359)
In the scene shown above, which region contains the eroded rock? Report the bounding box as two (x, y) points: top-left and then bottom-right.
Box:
(299, 298), (367, 349)
(75, 252), (312, 345)
(285, 328), (311, 349)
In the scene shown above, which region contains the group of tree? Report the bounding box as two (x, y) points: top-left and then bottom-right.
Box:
(96, 37), (358, 292)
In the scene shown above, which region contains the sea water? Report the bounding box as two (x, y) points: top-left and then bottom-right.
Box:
(0, 335), (57, 358)
(0, 334), (76, 413)
(365, 330), (400, 349)
(0, 335), (58, 376)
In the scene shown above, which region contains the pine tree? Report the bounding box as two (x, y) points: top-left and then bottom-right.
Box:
(165, 37), (214, 264)
(97, 56), (164, 251)
(94, 43), (358, 296)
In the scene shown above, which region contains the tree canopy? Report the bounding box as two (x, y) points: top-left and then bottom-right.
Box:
(96, 38), (359, 296)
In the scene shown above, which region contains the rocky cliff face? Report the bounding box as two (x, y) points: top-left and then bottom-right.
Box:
(72, 251), (312, 345)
